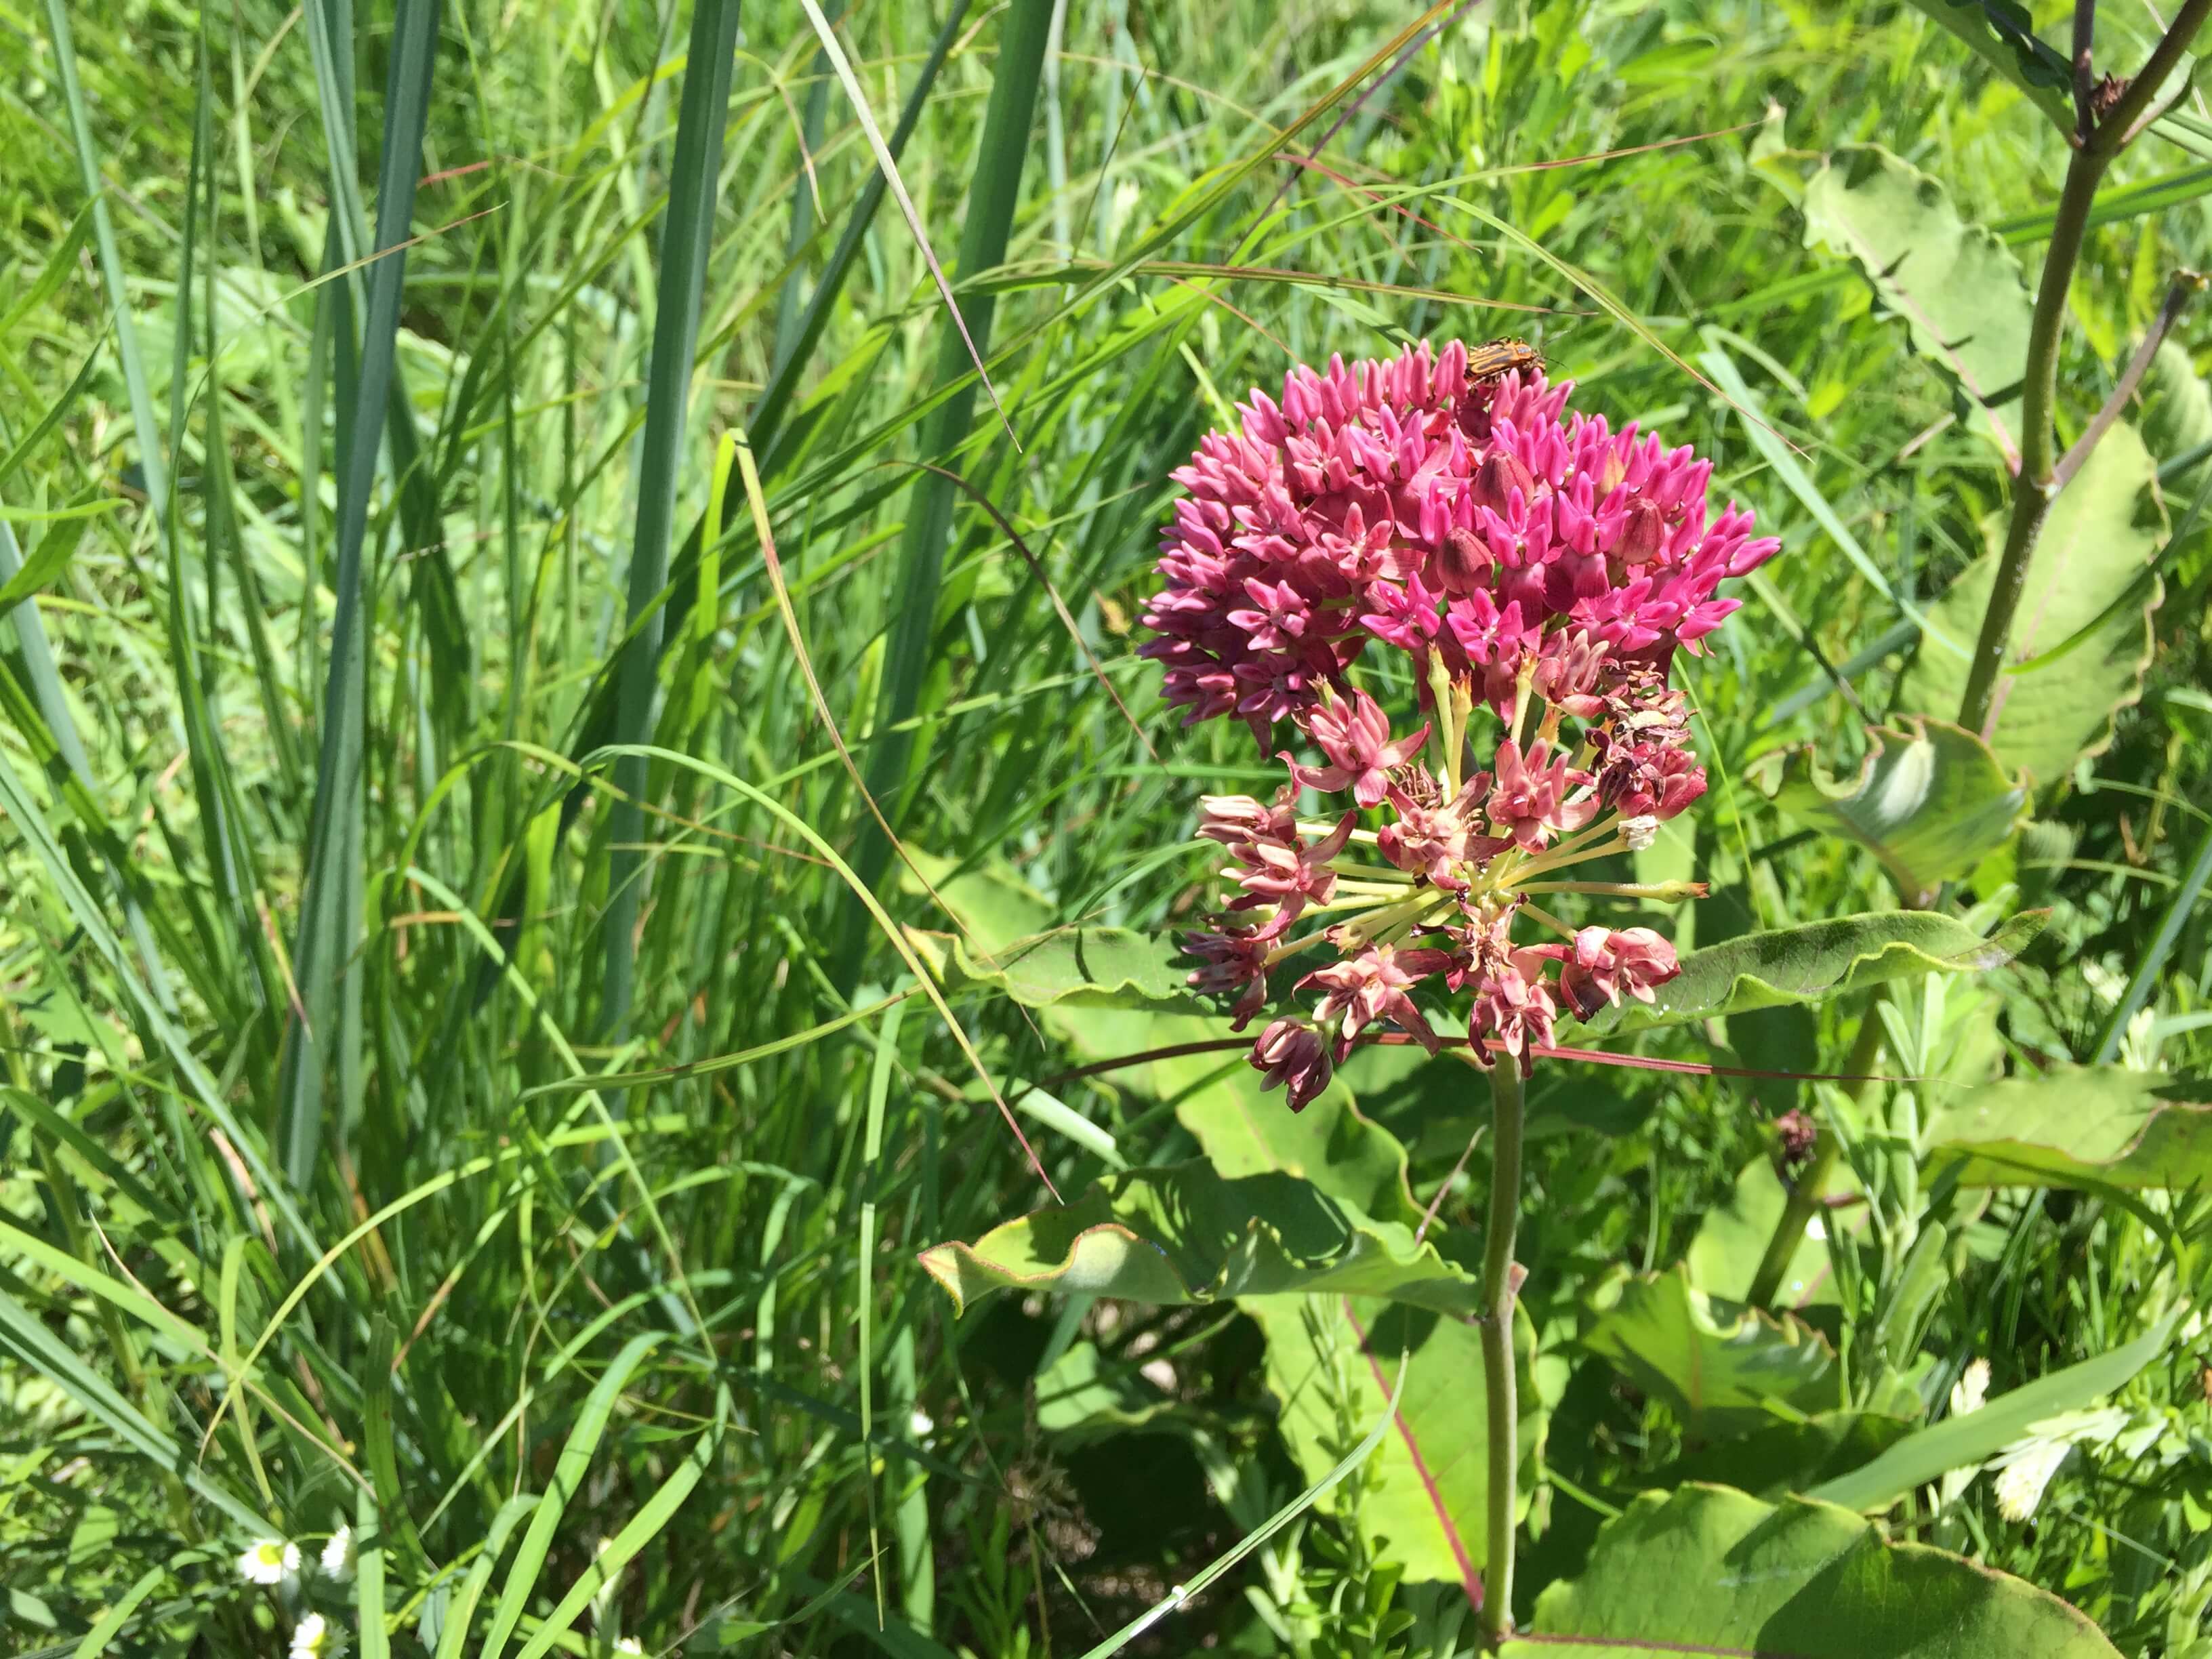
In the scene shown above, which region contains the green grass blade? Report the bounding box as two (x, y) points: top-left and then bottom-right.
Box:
(66, 1565), (163, 1659)
(752, 0), (976, 458)
(37, 0), (168, 513)
(794, 0), (1021, 447)
(279, 0), (444, 1189)
(842, 0), (1054, 977)
(507, 1385), (730, 1659)
(599, 0), (743, 1040)
(358, 1482), (390, 1659)
(430, 1494), (541, 1659)
(0, 1276), (272, 1535)
(478, 1332), (665, 1659)
(2093, 813), (2212, 1063)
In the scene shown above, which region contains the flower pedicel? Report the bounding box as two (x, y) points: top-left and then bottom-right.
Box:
(1141, 340), (1778, 1105)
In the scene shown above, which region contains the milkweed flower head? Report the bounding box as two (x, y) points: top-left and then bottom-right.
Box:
(1143, 341), (1778, 1107)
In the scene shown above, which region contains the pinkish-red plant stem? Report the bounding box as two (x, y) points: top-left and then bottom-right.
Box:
(1478, 1057), (1525, 1650)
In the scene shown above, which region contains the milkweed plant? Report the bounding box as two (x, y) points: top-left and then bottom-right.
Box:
(1139, 338), (1778, 1641)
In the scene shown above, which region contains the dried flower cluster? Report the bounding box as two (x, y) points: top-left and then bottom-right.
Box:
(1143, 341), (1778, 1108)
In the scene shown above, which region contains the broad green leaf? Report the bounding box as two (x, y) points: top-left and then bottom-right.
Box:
(1902, 424), (2162, 785)
(1157, 1015), (1424, 1225)
(0, 514), (85, 613)
(1650, 1412), (1917, 1502)
(1580, 1267), (1842, 1435)
(1034, 1340), (1179, 1440)
(1568, 910), (2045, 1039)
(1248, 1294), (1544, 1597)
(904, 924), (1201, 1011)
(1687, 1156), (1866, 1311)
(916, 1160), (1483, 1316)
(1801, 144), (2034, 462)
(1506, 1483), (2121, 1657)
(1924, 1065), (2212, 1189)
(1901, 1), (2072, 129)
(2145, 337), (2212, 501)
(901, 848), (1058, 950)
(1025, 1006), (1428, 1222)
(1809, 1312), (2180, 1511)
(1747, 719), (2029, 906)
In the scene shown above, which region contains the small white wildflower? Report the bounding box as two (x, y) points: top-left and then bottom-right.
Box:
(1992, 1438), (2070, 1522)
(239, 1538), (301, 1586)
(1950, 1358), (1989, 1418)
(2082, 961), (2126, 1008)
(614, 1641), (644, 1656)
(2120, 1005), (2160, 1072)
(320, 1523), (355, 1582)
(1623, 815), (1660, 852)
(290, 1612), (348, 1659)
(909, 1407), (934, 1439)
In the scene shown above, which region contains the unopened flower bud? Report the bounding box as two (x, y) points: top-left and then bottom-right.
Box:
(1618, 495), (1667, 567)
(1250, 1017), (1334, 1111)
(1437, 525), (1491, 596)
(1474, 448), (1536, 513)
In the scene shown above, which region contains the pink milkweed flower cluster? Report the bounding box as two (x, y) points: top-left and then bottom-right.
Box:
(1143, 340), (1778, 1110)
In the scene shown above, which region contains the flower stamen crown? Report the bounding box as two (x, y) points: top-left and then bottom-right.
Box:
(1143, 341), (1778, 1108)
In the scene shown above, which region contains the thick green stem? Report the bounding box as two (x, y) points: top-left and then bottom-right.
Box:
(1745, 1011), (1887, 1310)
(1954, 147), (2106, 737)
(1955, 0), (2212, 735)
(1478, 1059), (1525, 1651)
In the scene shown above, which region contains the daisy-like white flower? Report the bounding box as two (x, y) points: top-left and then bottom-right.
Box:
(1992, 1437), (2071, 1522)
(290, 1612), (349, 1659)
(1949, 1358), (1990, 1418)
(321, 1523), (356, 1582)
(239, 1538), (301, 1586)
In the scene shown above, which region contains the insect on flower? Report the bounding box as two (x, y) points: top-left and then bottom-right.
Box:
(1142, 339), (1778, 1107)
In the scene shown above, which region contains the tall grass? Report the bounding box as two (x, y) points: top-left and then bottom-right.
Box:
(1, 2), (2209, 1655)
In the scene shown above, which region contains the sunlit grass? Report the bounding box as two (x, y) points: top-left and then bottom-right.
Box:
(2, 1), (2210, 1654)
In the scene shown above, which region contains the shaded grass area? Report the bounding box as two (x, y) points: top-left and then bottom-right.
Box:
(1, 1), (2211, 1654)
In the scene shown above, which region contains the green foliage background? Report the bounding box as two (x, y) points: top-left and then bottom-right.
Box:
(1, 0), (2211, 1654)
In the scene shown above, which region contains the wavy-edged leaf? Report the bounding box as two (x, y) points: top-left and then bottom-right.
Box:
(900, 848), (1057, 949)
(1157, 1015), (1425, 1224)
(916, 1161), (1482, 1316)
(1801, 144), (2034, 464)
(1809, 1312), (2180, 1513)
(1249, 1294), (1544, 1598)
(1568, 910), (2045, 1039)
(1903, 423), (2163, 784)
(1034, 1340), (1181, 1441)
(1902, 0), (2073, 129)
(904, 924), (1202, 1011)
(1923, 1065), (2212, 1189)
(1748, 718), (2030, 905)
(1504, 1483), (2122, 1657)
(2146, 337), (2212, 499)
(1580, 1267), (1842, 1435)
